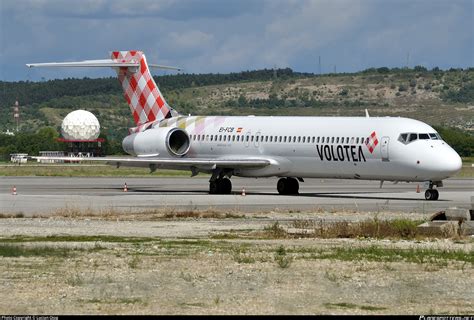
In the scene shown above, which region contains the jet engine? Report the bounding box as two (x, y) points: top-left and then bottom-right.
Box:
(122, 127), (190, 157)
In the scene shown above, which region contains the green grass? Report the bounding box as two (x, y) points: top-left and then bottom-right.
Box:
(324, 302), (387, 311)
(82, 298), (144, 304)
(0, 164), (195, 177)
(261, 218), (427, 240)
(301, 246), (473, 264)
(1, 235), (471, 265)
(456, 165), (474, 178)
(0, 235), (157, 243)
(0, 244), (72, 257)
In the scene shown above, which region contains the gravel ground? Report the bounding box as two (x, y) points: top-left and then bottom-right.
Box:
(0, 212), (473, 315)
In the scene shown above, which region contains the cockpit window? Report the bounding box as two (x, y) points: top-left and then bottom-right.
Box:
(419, 133), (430, 140)
(408, 133), (418, 142)
(399, 132), (443, 144)
(398, 133), (408, 143)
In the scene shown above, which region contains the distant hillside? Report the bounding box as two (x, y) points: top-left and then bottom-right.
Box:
(1, 67), (473, 143)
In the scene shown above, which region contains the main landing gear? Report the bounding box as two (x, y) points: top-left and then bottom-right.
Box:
(209, 169), (233, 194)
(424, 181), (440, 201)
(277, 177), (299, 195)
(209, 178), (232, 194)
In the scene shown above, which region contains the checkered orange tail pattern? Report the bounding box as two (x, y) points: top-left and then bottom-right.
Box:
(111, 51), (171, 125)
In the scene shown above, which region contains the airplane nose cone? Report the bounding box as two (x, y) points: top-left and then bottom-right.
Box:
(442, 148), (462, 176)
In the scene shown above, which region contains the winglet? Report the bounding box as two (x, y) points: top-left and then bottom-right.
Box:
(365, 109), (370, 118)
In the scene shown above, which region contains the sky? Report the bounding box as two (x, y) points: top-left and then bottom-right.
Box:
(0, 0), (472, 81)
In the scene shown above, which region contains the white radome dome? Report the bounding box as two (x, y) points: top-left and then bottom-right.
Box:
(61, 110), (100, 140)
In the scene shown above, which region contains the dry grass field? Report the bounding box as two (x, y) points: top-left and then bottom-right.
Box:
(0, 208), (472, 315)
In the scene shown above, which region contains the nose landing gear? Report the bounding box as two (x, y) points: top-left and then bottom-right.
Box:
(424, 181), (441, 200)
(424, 189), (439, 200)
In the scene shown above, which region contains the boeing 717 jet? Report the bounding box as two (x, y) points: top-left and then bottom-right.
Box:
(28, 51), (462, 200)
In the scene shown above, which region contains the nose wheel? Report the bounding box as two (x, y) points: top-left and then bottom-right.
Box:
(277, 177), (299, 195)
(425, 189), (439, 201)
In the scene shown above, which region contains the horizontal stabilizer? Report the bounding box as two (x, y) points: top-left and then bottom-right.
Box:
(26, 59), (182, 71)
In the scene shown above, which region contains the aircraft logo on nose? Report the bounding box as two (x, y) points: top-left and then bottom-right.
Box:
(366, 131), (378, 153)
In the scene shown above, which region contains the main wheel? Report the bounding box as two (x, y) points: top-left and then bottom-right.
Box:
(287, 177), (299, 194)
(425, 189), (439, 201)
(277, 178), (288, 195)
(219, 178), (232, 194)
(209, 181), (219, 194)
(277, 178), (299, 195)
(209, 178), (232, 194)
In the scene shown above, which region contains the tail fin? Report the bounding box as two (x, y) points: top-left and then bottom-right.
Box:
(26, 50), (180, 125)
(111, 51), (173, 125)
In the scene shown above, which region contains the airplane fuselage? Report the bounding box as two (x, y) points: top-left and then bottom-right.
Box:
(123, 115), (462, 183)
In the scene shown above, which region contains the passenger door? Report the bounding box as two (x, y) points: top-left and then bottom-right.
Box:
(381, 136), (390, 162)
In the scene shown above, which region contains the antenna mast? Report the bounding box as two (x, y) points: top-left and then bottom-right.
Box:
(13, 100), (20, 132)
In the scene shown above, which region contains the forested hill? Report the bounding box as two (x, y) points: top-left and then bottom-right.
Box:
(0, 68), (297, 107)
(0, 66), (473, 156)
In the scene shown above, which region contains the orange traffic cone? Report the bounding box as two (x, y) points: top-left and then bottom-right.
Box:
(123, 183), (128, 192)
(241, 187), (246, 196)
(12, 186), (17, 195)
(416, 184), (420, 193)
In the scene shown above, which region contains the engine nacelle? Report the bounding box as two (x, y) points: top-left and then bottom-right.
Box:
(122, 127), (190, 157)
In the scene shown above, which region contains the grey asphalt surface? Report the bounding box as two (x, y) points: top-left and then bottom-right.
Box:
(0, 176), (472, 216)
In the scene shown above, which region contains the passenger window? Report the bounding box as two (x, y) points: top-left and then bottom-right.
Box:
(419, 133), (430, 140)
(293, 136), (296, 143)
(270, 136), (273, 142)
(302, 137), (305, 143)
(360, 137), (364, 144)
(298, 137), (301, 143)
(312, 137), (315, 143)
(356, 138), (359, 144)
(408, 133), (418, 142)
(246, 136), (249, 142)
(265, 136), (268, 142)
(251, 136), (254, 142)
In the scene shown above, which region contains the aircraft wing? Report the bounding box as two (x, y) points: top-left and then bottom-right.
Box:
(31, 156), (271, 171)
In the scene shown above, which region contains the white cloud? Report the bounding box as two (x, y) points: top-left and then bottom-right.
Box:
(0, 0), (472, 80)
(167, 30), (214, 50)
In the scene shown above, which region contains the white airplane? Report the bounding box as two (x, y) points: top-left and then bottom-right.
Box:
(27, 51), (462, 200)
